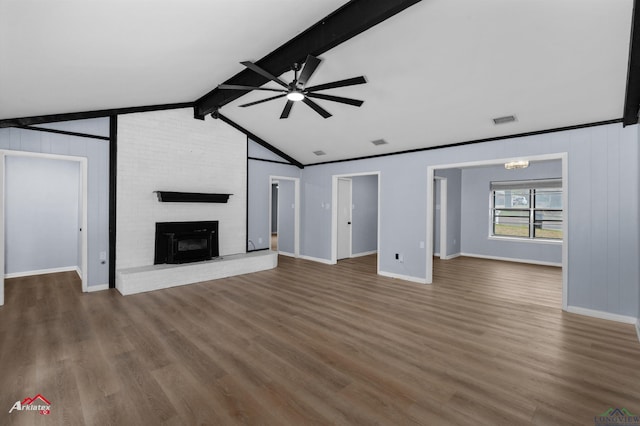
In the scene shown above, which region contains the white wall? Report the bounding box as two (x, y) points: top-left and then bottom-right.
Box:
(116, 108), (247, 269)
(5, 156), (80, 275)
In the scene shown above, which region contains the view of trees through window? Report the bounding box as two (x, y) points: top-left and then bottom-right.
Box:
(491, 184), (562, 240)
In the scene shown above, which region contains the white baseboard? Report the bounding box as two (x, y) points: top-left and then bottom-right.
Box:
(566, 305), (637, 324)
(636, 319), (640, 343)
(459, 252), (562, 267)
(433, 252), (440, 257)
(278, 251), (296, 258)
(442, 253), (461, 260)
(298, 255), (335, 265)
(5, 265), (79, 279)
(351, 250), (377, 258)
(378, 270), (428, 284)
(87, 284), (109, 293)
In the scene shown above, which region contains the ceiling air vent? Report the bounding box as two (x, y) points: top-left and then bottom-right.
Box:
(313, 150), (326, 156)
(371, 139), (388, 146)
(493, 115), (517, 125)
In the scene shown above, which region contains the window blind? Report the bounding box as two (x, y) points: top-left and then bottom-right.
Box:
(490, 178), (562, 191)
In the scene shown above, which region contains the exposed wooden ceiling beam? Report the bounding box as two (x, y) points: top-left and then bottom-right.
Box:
(194, 0), (422, 119)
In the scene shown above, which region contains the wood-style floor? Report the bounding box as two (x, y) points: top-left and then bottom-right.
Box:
(1, 255), (639, 425)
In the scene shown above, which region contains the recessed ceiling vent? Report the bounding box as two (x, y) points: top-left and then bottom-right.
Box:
(313, 150), (326, 156)
(493, 115), (517, 125)
(371, 139), (388, 146)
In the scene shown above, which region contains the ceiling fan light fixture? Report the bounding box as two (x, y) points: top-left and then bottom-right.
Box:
(286, 91), (305, 102)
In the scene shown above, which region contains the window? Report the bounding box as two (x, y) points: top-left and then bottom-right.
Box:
(490, 179), (562, 240)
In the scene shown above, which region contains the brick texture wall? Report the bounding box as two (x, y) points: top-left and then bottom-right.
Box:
(117, 108), (246, 269)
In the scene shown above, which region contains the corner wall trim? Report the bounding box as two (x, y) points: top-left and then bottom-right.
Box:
(378, 270), (428, 284)
(566, 305), (637, 325)
(459, 252), (562, 267)
(216, 113), (304, 169)
(306, 118), (622, 167)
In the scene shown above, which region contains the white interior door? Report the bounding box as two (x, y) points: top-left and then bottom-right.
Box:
(337, 178), (352, 260)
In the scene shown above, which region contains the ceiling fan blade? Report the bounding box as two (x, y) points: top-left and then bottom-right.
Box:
(306, 92), (364, 107)
(239, 94), (286, 108)
(218, 84), (285, 93)
(280, 100), (294, 119)
(305, 76), (367, 92)
(297, 55), (321, 87)
(240, 61), (289, 89)
(302, 97), (332, 118)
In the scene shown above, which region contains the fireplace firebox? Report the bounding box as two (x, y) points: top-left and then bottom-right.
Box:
(154, 221), (219, 264)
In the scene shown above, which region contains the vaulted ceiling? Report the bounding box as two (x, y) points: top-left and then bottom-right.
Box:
(1, 0), (635, 165)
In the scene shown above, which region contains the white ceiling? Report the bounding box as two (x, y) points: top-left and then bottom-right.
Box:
(1, 0), (634, 165)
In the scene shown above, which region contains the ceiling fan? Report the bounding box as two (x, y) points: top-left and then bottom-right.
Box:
(218, 54), (366, 119)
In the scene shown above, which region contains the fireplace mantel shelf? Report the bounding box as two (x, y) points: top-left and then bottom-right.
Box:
(155, 191), (231, 203)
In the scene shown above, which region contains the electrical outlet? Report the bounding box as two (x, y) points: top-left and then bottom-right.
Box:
(258, 237), (263, 244)
(395, 253), (399, 260)
(419, 241), (425, 249)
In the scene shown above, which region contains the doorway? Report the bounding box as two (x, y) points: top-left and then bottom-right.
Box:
(271, 182), (278, 251)
(0, 151), (88, 306)
(331, 172), (380, 271)
(426, 153), (568, 310)
(433, 177), (447, 259)
(269, 176), (300, 257)
(337, 178), (352, 260)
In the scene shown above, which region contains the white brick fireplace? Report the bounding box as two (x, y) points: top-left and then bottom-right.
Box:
(115, 108), (275, 294)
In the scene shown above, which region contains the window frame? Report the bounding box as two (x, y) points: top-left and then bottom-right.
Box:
(489, 181), (563, 243)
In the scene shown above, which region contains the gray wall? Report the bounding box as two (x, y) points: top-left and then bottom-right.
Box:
(299, 123), (639, 317)
(5, 156), (80, 274)
(352, 175), (378, 255)
(247, 140), (301, 251)
(277, 179), (295, 254)
(0, 119), (110, 287)
(460, 160), (562, 264)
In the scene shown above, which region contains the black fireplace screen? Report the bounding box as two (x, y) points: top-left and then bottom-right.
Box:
(154, 221), (219, 264)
